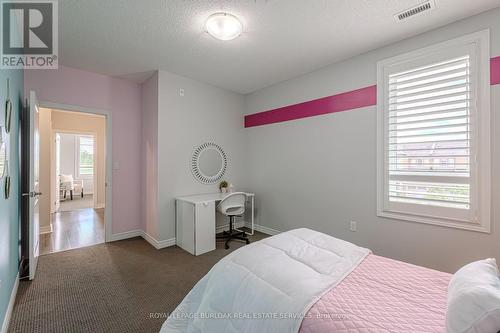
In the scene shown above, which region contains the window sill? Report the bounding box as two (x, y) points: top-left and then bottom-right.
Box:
(377, 210), (490, 233)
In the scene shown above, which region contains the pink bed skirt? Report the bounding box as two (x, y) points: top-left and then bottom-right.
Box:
(299, 254), (452, 333)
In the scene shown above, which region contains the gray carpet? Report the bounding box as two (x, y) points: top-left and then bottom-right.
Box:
(9, 231), (268, 333)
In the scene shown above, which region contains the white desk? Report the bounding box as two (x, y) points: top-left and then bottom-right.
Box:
(175, 192), (255, 256)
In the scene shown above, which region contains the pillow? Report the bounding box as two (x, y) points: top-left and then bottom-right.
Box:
(446, 258), (500, 333)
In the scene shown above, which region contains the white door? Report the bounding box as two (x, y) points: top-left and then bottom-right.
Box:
(55, 133), (60, 211)
(28, 90), (41, 280)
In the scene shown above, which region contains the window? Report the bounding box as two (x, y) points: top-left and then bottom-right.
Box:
(76, 135), (94, 178)
(377, 31), (491, 232)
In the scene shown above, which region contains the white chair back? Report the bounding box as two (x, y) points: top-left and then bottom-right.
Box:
(217, 192), (247, 216)
(60, 174), (74, 183)
(59, 174), (75, 191)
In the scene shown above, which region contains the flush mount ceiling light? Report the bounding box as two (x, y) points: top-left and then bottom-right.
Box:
(205, 13), (242, 41)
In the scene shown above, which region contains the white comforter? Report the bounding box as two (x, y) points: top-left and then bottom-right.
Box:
(160, 228), (370, 333)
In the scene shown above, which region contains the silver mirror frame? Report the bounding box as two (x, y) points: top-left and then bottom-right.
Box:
(4, 99), (11, 134)
(2, 146), (9, 199)
(5, 79), (12, 133)
(191, 142), (227, 184)
(4, 175), (10, 199)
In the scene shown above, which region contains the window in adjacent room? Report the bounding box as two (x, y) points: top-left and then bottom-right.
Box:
(376, 30), (491, 232)
(76, 135), (94, 178)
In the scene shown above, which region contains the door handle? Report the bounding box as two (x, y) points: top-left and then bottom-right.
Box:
(22, 191), (42, 197)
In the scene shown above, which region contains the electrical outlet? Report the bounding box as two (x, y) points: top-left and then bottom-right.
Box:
(350, 221), (357, 232)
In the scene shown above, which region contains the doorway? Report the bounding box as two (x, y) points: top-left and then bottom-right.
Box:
(20, 94), (113, 279)
(56, 133), (96, 212)
(38, 108), (107, 255)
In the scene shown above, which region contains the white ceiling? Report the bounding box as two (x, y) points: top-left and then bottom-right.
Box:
(59, 0), (500, 94)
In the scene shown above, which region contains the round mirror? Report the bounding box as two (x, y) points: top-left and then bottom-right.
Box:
(199, 148), (223, 177)
(191, 142), (227, 184)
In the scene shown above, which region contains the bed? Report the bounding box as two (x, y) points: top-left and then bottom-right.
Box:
(300, 253), (450, 333)
(160, 228), (489, 333)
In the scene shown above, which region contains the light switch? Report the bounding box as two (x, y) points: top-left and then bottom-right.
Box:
(113, 161), (120, 170)
(350, 221), (357, 232)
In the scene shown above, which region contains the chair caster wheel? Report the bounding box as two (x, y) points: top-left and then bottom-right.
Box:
(225, 244), (230, 249)
(246, 239), (250, 244)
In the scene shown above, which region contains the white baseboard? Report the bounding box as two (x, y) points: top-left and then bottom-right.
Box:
(107, 223), (279, 251)
(1, 272), (19, 333)
(245, 223), (281, 236)
(108, 229), (142, 242)
(108, 229), (175, 249)
(39, 223), (53, 235)
(141, 231), (176, 249)
(216, 221), (245, 234)
(95, 203), (105, 209)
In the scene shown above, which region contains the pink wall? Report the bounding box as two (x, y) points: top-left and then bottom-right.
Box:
(492, 56), (500, 85)
(25, 66), (142, 234)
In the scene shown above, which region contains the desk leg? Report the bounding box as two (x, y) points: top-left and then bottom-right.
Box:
(250, 195), (254, 235)
(235, 196), (255, 236)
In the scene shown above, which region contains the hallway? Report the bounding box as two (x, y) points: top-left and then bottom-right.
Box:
(39, 208), (104, 255)
(57, 194), (93, 212)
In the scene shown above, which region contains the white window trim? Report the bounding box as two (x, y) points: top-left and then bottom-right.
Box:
(376, 30), (491, 233)
(75, 134), (95, 180)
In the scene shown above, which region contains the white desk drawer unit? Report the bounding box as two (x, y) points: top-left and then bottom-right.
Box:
(175, 192), (254, 256)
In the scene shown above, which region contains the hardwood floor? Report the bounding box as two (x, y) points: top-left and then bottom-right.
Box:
(40, 208), (105, 255)
(57, 194), (93, 212)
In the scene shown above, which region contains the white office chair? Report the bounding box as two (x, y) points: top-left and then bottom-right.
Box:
(216, 192), (250, 249)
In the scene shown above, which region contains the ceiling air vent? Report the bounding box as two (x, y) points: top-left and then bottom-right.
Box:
(394, 1), (435, 22)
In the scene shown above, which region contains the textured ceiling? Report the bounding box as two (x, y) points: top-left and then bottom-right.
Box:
(59, 0), (500, 94)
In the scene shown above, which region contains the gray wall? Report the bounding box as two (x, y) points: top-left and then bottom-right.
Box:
(59, 133), (76, 181)
(157, 70), (248, 241)
(244, 8), (500, 273)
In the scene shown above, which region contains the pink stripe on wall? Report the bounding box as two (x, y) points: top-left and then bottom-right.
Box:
(246, 56), (500, 128)
(491, 56), (500, 85)
(244, 85), (376, 128)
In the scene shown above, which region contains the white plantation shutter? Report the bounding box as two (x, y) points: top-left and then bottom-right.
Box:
(377, 31), (491, 232)
(388, 55), (472, 212)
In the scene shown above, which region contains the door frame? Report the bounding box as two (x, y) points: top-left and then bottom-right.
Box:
(39, 101), (113, 242)
(53, 132), (60, 212)
(29, 91), (40, 280)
